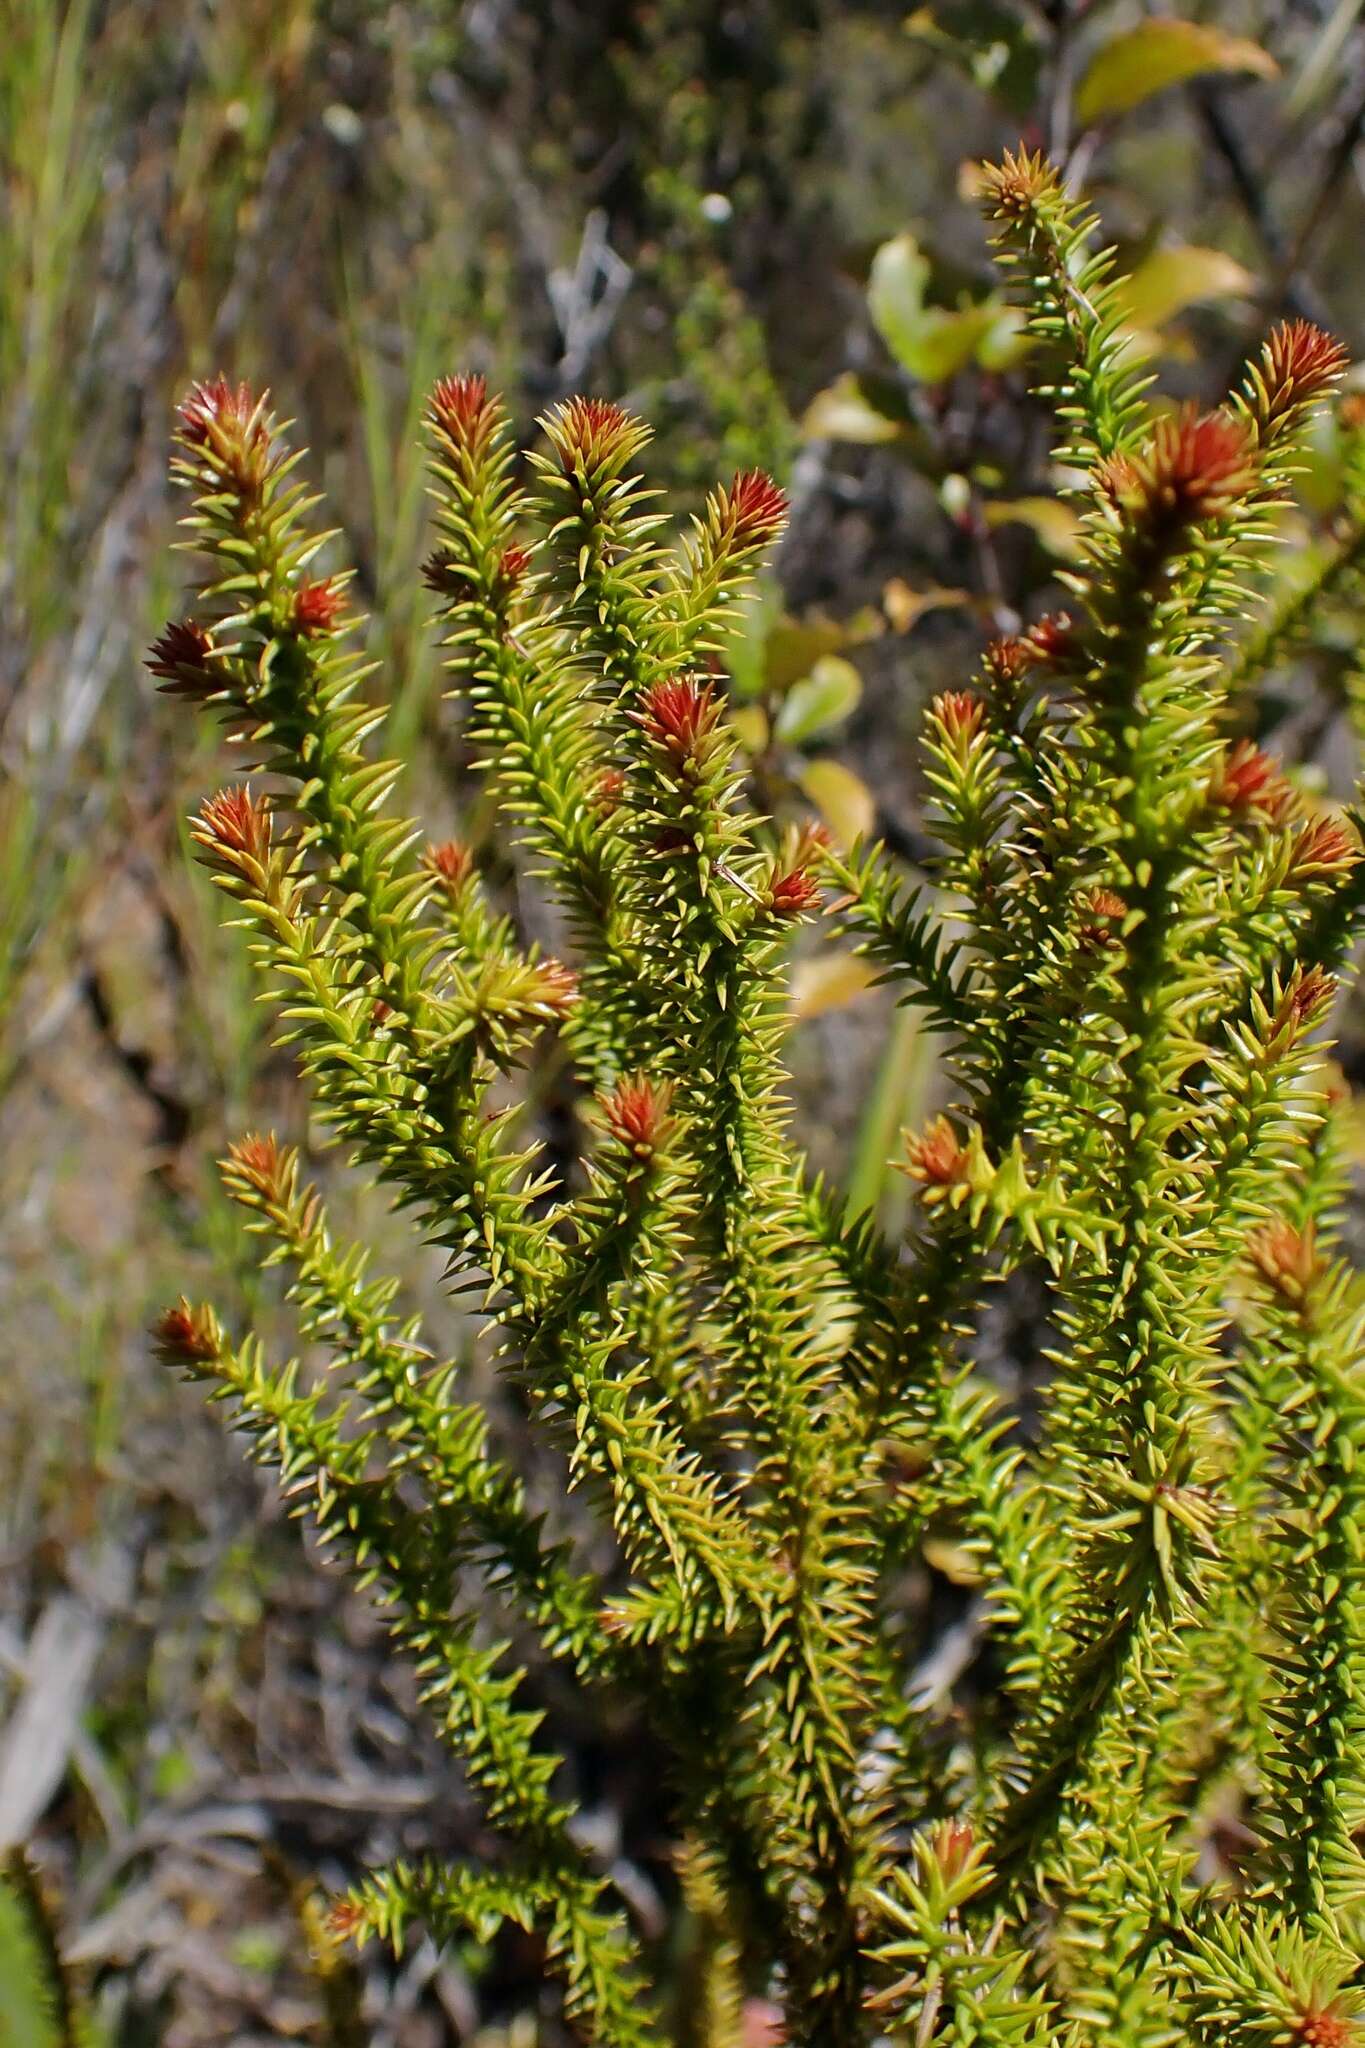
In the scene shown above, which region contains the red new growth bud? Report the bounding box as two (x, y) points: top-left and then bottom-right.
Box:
(934, 692), (986, 743)
(196, 786), (272, 866)
(984, 637), (1031, 683)
(325, 1899), (367, 1945)
(545, 394), (639, 474)
(147, 619), (220, 698)
(1290, 813), (1362, 878)
(641, 676), (722, 760)
(1271, 966), (1336, 1044)
(1023, 611), (1076, 662)
(429, 373), (494, 451)
(905, 1116), (967, 1187)
(1297, 2009), (1356, 2048)
(1254, 320), (1350, 433)
(531, 959), (579, 1016)
(716, 469), (788, 549)
(225, 1132), (283, 1199)
(1248, 1218), (1319, 1304)
(603, 1074), (676, 1158)
(177, 377), (270, 492)
(1209, 739), (1294, 820)
(423, 839), (474, 890)
(1077, 887), (1128, 950)
(767, 862), (823, 919)
(151, 1299), (219, 1366)
(292, 577), (348, 636)
(1140, 405), (1256, 525)
(499, 543), (531, 584)
(593, 766), (626, 815)
(931, 1820), (977, 1885)
(980, 146), (1055, 218)
(1094, 452), (1142, 507)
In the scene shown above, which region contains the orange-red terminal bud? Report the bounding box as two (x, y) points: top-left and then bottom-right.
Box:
(641, 676), (722, 760)
(196, 786), (272, 866)
(177, 376), (270, 493)
(151, 1299), (218, 1366)
(934, 691), (986, 742)
(292, 577), (348, 636)
(1248, 1218), (1320, 1304)
(429, 373), (494, 450)
(1141, 405), (1256, 525)
(603, 1074), (675, 1157)
(1290, 814), (1361, 878)
(1255, 320), (1350, 432)
(1209, 739), (1294, 820)
(545, 394), (637, 474)
(225, 1132), (283, 1198)
(147, 619), (219, 698)
(905, 1116), (967, 1187)
(767, 862), (823, 919)
(423, 839), (474, 890)
(717, 469), (788, 548)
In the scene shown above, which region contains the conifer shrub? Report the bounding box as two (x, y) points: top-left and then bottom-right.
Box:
(151, 152), (1365, 2044)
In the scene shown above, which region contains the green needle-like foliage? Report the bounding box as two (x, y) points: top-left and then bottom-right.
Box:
(152, 151), (1365, 2046)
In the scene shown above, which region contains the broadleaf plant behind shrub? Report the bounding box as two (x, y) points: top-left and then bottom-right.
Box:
(152, 150), (1365, 2045)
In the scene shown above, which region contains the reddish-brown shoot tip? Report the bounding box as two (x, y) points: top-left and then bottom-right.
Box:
(640, 676), (723, 762)
(1248, 1218), (1320, 1305)
(177, 377), (271, 492)
(292, 577), (348, 636)
(147, 619), (220, 698)
(1209, 739), (1295, 821)
(933, 692), (987, 745)
(905, 1116), (967, 1187)
(423, 839), (475, 890)
(195, 786), (272, 866)
(152, 1299), (219, 1367)
(1141, 405), (1256, 526)
(543, 395), (643, 475)
(603, 1074), (676, 1158)
(1255, 320), (1351, 434)
(225, 1132), (284, 1198)
(429, 373), (495, 450)
(716, 469), (788, 549)
(1290, 813), (1361, 879)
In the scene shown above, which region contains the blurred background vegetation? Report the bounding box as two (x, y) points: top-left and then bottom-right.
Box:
(8, 1), (1365, 2040)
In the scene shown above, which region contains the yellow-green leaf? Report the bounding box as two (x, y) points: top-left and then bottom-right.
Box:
(1117, 243), (1256, 329)
(790, 950), (877, 1020)
(775, 656), (863, 746)
(730, 703), (769, 754)
(868, 233), (1022, 384)
(802, 372), (903, 444)
(796, 757), (877, 848)
(1077, 20), (1277, 126)
(983, 495), (1082, 558)
(883, 580), (973, 633)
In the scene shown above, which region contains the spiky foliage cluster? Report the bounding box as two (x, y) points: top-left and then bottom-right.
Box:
(152, 154), (1365, 2045)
